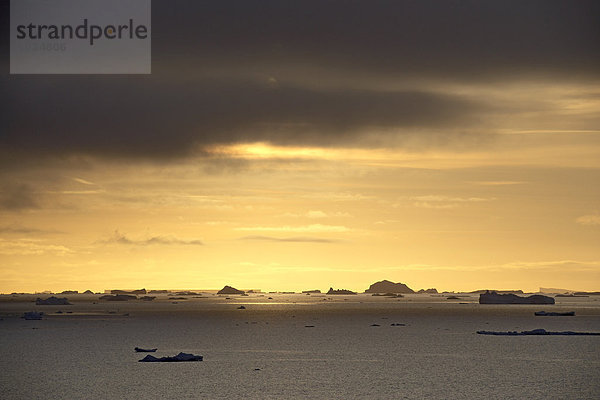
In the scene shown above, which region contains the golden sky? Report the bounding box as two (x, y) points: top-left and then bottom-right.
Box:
(1, 1), (599, 293)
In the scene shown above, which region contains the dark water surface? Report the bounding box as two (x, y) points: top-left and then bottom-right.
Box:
(1, 294), (599, 399)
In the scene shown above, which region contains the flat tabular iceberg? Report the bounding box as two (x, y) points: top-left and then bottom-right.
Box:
(477, 328), (599, 336)
(139, 352), (203, 362)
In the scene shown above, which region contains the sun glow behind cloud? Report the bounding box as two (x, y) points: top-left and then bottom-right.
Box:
(208, 135), (600, 170)
(210, 142), (331, 159)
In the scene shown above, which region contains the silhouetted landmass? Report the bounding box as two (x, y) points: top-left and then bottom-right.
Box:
(479, 291), (554, 304)
(111, 288), (146, 295)
(418, 288), (438, 294)
(574, 291), (600, 296)
(99, 294), (137, 301)
(477, 328), (599, 336)
(217, 285), (245, 295)
(60, 290), (78, 294)
(36, 296), (71, 305)
(140, 296), (156, 301)
(83, 290), (94, 294)
(174, 291), (198, 296)
(139, 352), (203, 362)
(326, 287), (357, 295)
(365, 280), (414, 294)
(447, 296), (460, 300)
(470, 289), (524, 294)
(302, 290), (321, 294)
(535, 311), (574, 316)
(555, 294), (588, 297)
(148, 290), (169, 294)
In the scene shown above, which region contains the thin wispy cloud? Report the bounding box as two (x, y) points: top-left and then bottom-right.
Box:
(0, 238), (73, 256)
(234, 224), (351, 233)
(72, 177), (96, 185)
(409, 195), (494, 209)
(576, 214), (600, 226)
(387, 260), (600, 272)
(240, 235), (340, 243)
(0, 183), (39, 210)
(301, 192), (373, 201)
(0, 225), (64, 235)
(498, 129), (600, 135)
(470, 181), (526, 186)
(282, 210), (351, 218)
(410, 195), (493, 202)
(204, 221), (233, 226)
(413, 202), (459, 210)
(100, 230), (204, 246)
(50, 190), (105, 195)
(305, 210), (328, 218)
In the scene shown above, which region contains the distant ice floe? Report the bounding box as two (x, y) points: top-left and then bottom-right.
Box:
(135, 347), (157, 352)
(477, 329), (599, 336)
(22, 311), (44, 320)
(35, 296), (71, 305)
(139, 352), (203, 362)
(479, 291), (554, 304)
(534, 311), (575, 316)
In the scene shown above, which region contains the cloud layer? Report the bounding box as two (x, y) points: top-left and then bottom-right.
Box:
(101, 231), (204, 246)
(1, 1), (598, 164)
(240, 235), (338, 243)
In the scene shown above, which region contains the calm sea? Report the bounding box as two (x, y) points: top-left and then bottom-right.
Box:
(1, 294), (599, 399)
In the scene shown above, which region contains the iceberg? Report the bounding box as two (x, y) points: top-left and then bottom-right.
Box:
(139, 352), (203, 362)
(479, 290), (554, 304)
(534, 311), (575, 316)
(22, 311), (44, 320)
(35, 296), (71, 305)
(135, 347), (157, 352)
(99, 294), (137, 301)
(477, 328), (599, 336)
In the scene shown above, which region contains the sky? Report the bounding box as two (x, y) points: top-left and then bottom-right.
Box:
(1, 0), (599, 293)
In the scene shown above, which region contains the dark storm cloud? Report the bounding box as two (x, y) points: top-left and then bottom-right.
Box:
(1, 0), (598, 162)
(152, 0), (600, 80)
(0, 77), (484, 159)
